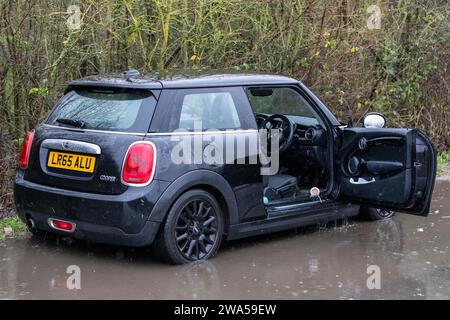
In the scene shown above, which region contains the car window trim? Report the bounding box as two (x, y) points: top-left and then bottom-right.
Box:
(42, 124), (148, 136)
(146, 129), (258, 136)
(42, 124), (257, 137)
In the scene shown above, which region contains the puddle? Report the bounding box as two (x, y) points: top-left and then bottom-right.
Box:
(1, 180), (449, 299)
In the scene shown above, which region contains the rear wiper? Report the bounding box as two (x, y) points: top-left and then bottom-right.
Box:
(55, 118), (86, 128)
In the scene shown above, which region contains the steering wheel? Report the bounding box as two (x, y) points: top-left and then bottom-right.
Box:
(255, 113), (268, 128)
(260, 114), (295, 152)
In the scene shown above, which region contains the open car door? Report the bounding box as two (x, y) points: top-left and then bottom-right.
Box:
(338, 128), (436, 216)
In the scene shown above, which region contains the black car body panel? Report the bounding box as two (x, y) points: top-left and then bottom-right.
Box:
(14, 72), (437, 254)
(24, 125), (146, 195)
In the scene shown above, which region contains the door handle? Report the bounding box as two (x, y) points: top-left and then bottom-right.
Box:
(349, 177), (375, 184)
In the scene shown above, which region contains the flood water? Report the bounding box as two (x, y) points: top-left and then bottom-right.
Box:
(1, 179), (449, 300)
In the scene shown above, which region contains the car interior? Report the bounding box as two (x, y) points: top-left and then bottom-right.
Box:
(247, 87), (330, 206)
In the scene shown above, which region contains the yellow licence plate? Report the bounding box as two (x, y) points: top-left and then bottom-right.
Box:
(47, 151), (96, 173)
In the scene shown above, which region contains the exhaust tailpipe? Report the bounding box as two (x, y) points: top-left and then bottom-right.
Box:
(26, 218), (37, 233)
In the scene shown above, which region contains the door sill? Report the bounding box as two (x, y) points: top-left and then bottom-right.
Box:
(267, 198), (332, 217)
(227, 201), (358, 240)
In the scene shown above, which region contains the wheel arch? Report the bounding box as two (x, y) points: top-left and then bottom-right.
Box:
(148, 170), (239, 229)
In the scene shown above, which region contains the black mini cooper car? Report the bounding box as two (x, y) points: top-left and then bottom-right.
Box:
(14, 70), (436, 264)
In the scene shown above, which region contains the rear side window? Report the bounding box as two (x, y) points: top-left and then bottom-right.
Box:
(46, 88), (157, 132)
(179, 92), (241, 130)
(150, 87), (256, 132)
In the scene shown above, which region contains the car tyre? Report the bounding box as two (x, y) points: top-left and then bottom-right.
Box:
(154, 189), (224, 265)
(360, 206), (395, 221)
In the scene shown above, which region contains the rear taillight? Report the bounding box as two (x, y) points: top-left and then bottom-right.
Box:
(121, 141), (156, 186)
(18, 131), (34, 169)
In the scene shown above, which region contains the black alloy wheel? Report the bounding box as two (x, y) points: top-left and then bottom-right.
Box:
(175, 198), (219, 260)
(155, 189), (224, 264)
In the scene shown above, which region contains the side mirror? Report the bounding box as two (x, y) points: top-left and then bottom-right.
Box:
(363, 112), (386, 128)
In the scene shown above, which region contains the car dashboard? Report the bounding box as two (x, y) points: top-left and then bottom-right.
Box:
(255, 113), (327, 170)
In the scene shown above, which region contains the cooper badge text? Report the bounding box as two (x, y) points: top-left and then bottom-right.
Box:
(100, 175), (116, 182)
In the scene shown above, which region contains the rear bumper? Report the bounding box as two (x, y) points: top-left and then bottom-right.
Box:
(14, 174), (169, 247)
(19, 210), (160, 247)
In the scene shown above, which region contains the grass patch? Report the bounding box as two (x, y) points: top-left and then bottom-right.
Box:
(0, 216), (27, 239)
(437, 150), (450, 174)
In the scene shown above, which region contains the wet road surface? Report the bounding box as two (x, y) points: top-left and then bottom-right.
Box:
(1, 179), (449, 299)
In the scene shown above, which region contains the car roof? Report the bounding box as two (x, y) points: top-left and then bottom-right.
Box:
(68, 72), (299, 90)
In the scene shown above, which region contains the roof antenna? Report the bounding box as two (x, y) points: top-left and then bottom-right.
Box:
(122, 68), (140, 82)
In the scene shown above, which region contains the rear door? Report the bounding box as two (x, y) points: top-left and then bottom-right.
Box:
(338, 128), (436, 216)
(25, 86), (158, 194)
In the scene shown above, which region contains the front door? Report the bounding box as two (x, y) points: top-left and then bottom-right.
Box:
(338, 128), (436, 216)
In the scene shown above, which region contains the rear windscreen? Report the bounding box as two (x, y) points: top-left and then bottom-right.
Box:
(46, 88), (156, 132)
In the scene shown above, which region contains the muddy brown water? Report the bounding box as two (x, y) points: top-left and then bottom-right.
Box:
(1, 180), (449, 299)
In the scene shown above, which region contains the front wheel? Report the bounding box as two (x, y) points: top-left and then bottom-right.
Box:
(360, 206), (395, 221)
(154, 189), (224, 265)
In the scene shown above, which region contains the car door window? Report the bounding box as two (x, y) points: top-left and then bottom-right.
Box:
(247, 87), (320, 126)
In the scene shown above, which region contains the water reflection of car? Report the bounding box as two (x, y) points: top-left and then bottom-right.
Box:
(3, 218), (429, 299)
(14, 70), (437, 264)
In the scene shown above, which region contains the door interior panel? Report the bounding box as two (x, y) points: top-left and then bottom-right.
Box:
(339, 128), (436, 216)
